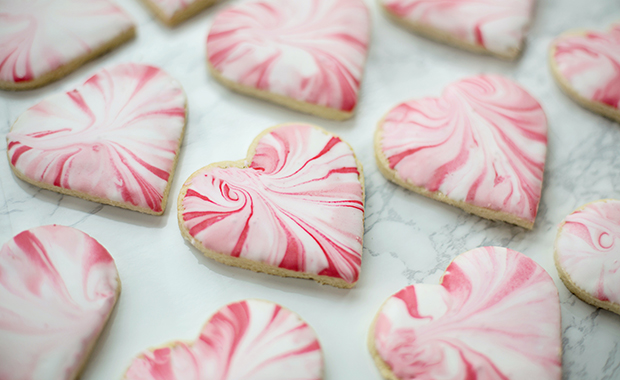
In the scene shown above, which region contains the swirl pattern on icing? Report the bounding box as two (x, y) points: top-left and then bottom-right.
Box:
(0, 0), (134, 84)
(180, 124), (364, 285)
(372, 246), (561, 380)
(555, 200), (620, 306)
(378, 75), (547, 224)
(0, 225), (119, 380)
(124, 299), (323, 380)
(7, 63), (186, 214)
(206, 0), (370, 112)
(552, 25), (620, 109)
(380, 0), (534, 56)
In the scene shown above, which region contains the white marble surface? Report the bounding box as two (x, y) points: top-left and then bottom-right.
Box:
(1, 0), (620, 378)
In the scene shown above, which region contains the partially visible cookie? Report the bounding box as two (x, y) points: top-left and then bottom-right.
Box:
(139, 0), (218, 27)
(369, 246), (562, 380)
(0, 225), (120, 380)
(123, 299), (323, 380)
(206, 0), (370, 120)
(549, 24), (620, 123)
(378, 0), (535, 60)
(178, 123), (365, 288)
(7, 63), (187, 215)
(0, 0), (135, 91)
(554, 199), (620, 315)
(375, 75), (548, 229)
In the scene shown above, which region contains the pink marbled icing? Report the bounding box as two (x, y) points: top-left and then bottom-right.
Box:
(379, 75), (548, 224)
(0, 0), (134, 84)
(0, 225), (119, 380)
(7, 63), (186, 213)
(556, 200), (620, 306)
(380, 0), (535, 56)
(206, 0), (370, 113)
(124, 299), (323, 380)
(552, 25), (620, 109)
(181, 124), (364, 285)
(372, 246), (561, 380)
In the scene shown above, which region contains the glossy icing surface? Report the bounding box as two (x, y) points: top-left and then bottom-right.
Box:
(124, 299), (323, 380)
(380, 0), (534, 56)
(0, 0), (134, 84)
(379, 75), (547, 224)
(556, 200), (620, 306)
(181, 124), (364, 284)
(206, 0), (370, 112)
(373, 246), (561, 380)
(552, 25), (620, 109)
(0, 225), (119, 380)
(7, 63), (186, 213)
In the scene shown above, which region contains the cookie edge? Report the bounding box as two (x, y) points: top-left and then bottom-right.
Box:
(553, 199), (620, 315)
(176, 123), (366, 289)
(139, 0), (218, 27)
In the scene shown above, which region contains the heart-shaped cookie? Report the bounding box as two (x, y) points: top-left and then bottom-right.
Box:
(124, 299), (323, 380)
(375, 75), (548, 229)
(139, 0), (218, 26)
(379, 0), (535, 60)
(549, 24), (620, 123)
(178, 123), (365, 288)
(206, 0), (370, 120)
(0, 0), (135, 90)
(369, 246), (562, 380)
(0, 225), (120, 380)
(555, 199), (620, 315)
(7, 63), (187, 215)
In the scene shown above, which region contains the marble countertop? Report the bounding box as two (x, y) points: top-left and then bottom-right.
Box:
(1, 0), (619, 378)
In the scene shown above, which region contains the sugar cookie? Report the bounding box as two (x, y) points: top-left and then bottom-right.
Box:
(369, 246), (561, 380)
(178, 123), (365, 288)
(139, 0), (218, 27)
(0, 225), (120, 380)
(7, 63), (187, 215)
(375, 75), (548, 229)
(206, 0), (370, 120)
(555, 199), (620, 314)
(0, 0), (135, 90)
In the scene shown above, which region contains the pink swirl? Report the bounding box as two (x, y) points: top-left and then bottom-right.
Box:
(378, 75), (547, 225)
(552, 25), (620, 109)
(7, 63), (186, 214)
(124, 299), (323, 380)
(0, 225), (119, 380)
(379, 0), (534, 56)
(180, 124), (364, 285)
(0, 0), (134, 84)
(206, 0), (370, 112)
(555, 200), (620, 305)
(372, 247), (561, 380)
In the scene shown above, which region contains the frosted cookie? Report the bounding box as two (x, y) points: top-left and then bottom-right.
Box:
(140, 0), (218, 27)
(206, 0), (370, 121)
(124, 299), (323, 380)
(554, 199), (620, 314)
(0, 225), (120, 380)
(0, 0), (135, 91)
(549, 24), (620, 123)
(178, 123), (365, 288)
(375, 75), (548, 229)
(7, 63), (187, 215)
(379, 0), (535, 60)
(369, 246), (562, 380)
